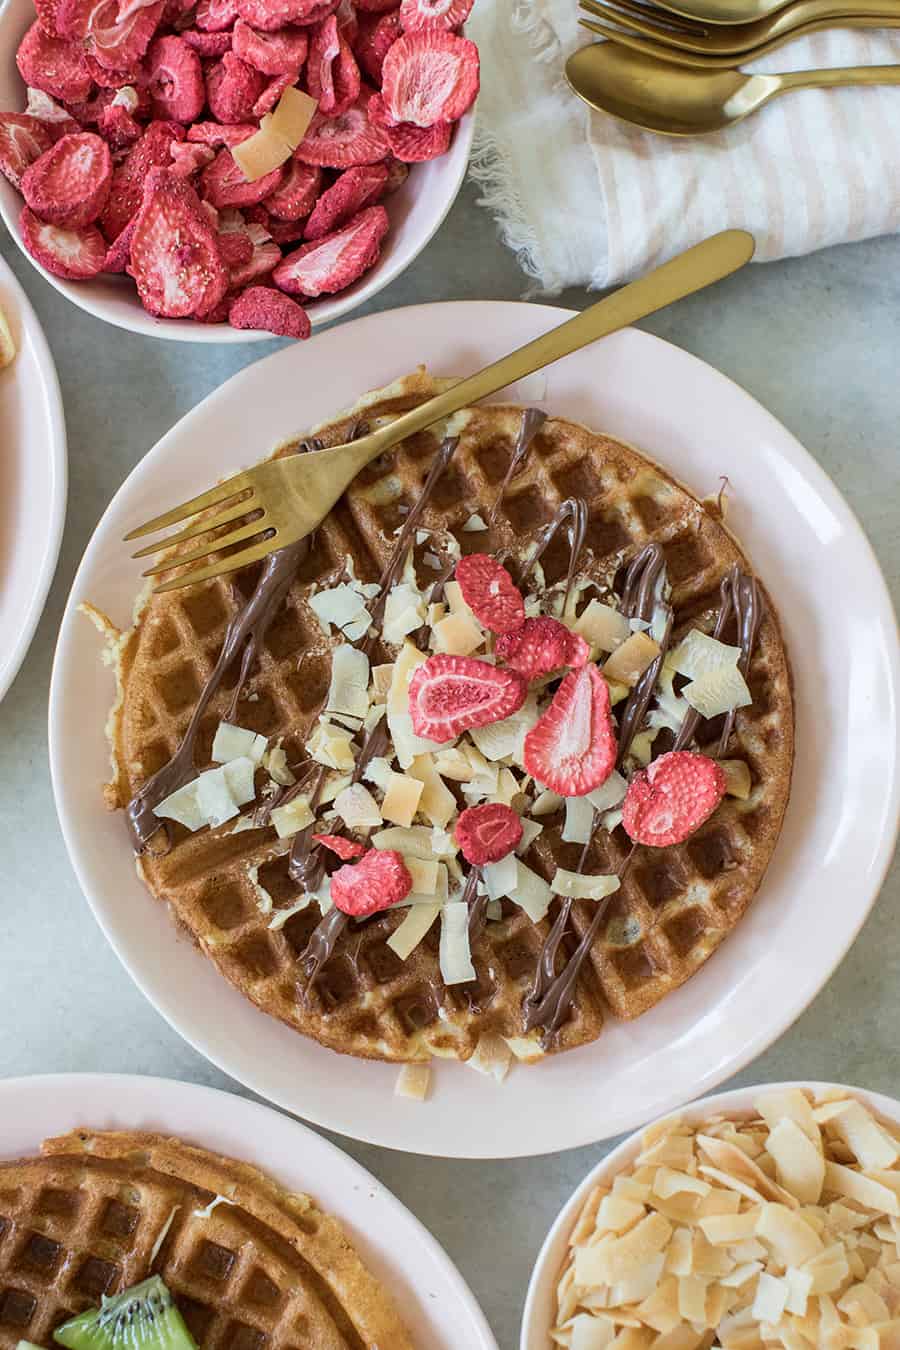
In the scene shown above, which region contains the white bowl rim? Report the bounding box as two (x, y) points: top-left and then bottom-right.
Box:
(0, 0), (475, 343)
(521, 1079), (900, 1350)
(0, 250), (67, 701)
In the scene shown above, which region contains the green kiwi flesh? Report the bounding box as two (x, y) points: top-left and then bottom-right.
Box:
(53, 1278), (197, 1350)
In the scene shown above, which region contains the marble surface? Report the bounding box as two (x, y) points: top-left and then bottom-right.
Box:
(1, 182), (899, 1350)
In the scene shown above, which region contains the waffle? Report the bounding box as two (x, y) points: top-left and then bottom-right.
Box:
(0, 1129), (413, 1350)
(100, 371), (794, 1064)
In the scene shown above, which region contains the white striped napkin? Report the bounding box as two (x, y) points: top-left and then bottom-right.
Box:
(467, 0), (900, 290)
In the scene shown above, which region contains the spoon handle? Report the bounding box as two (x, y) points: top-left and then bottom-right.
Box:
(780, 64), (900, 91)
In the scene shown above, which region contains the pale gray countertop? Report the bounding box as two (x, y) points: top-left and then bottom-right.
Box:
(1, 184), (899, 1349)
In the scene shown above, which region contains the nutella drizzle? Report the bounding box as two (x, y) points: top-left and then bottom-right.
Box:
(519, 497), (589, 607)
(616, 545), (674, 765)
(486, 408), (547, 527)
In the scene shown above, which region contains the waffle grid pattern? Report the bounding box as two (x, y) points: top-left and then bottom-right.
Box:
(108, 377), (793, 1063)
(0, 1132), (410, 1350)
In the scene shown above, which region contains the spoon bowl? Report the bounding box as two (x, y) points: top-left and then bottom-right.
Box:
(566, 42), (900, 135)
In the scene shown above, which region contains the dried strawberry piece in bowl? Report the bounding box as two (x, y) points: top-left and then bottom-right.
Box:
(273, 203), (388, 296)
(407, 654), (528, 742)
(21, 131), (112, 228)
(353, 9), (400, 84)
(381, 28), (479, 127)
(294, 89), (391, 167)
(306, 14), (360, 117)
(128, 168), (229, 317)
(206, 51), (267, 123)
(331, 848), (412, 917)
(232, 20), (308, 75)
(147, 35), (206, 123)
(200, 145), (284, 208)
(303, 161), (387, 239)
(622, 751), (727, 848)
(523, 663), (617, 797)
(57, 0), (166, 72)
(0, 114), (53, 190)
(20, 204), (106, 278)
(15, 21), (92, 103)
(228, 285), (311, 337)
(399, 0), (474, 28)
(99, 119), (185, 242)
(383, 117), (451, 163)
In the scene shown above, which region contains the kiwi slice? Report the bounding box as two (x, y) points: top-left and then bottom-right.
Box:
(53, 1277), (197, 1350)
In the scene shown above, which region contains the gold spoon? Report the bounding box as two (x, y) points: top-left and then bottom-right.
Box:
(579, 0), (900, 59)
(632, 0), (836, 27)
(567, 41), (900, 135)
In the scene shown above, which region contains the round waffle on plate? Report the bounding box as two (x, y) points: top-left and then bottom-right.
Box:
(100, 372), (793, 1066)
(0, 1129), (412, 1350)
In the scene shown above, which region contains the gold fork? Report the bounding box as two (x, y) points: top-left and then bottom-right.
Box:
(580, 0), (900, 65)
(126, 230), (754, 594)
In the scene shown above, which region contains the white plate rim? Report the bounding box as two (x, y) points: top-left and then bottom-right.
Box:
(0, 249), (67, 701)
(48, 300), (900, 1159)
(0, 1071), (498, 1350)
(520, 1079), (900, 1349)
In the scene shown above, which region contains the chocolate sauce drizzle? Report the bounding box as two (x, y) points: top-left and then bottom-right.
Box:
(486, 408), (547, 528)
(519, 497), (589, 608)
(524, 559), (765, 1040)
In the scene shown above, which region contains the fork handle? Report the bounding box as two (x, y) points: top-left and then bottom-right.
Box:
(356, 229), (754, 465)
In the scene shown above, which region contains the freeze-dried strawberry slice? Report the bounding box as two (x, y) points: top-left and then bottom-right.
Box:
(16, 23), (92, 103)
(207, 51), (266, 123)
(294, 90), (391, 167)
(252, 73), (295, 118)
(303, 161), (386, 238)
(384, 117), (451, 163)
(200, 146), (284, 207)
(265, 215), (305, 244)
(265, 158), (321, 219)
(24, 88), (81, 138)
(216, 230), (253, 266)
(311, 832), (366, 860)
(455, 554), (524, 635)
(102, 214), (137, 270)
(455, 803), (523, 866)
(232, 19), (308, 74)
(20, 205), (106, 278)
(407, 654), (528, 743)
(57, 0), (165, 72)
(335, 0), (358, 42)
(195, 0), (238, 30)
(97, 104), (143, 151)
(99, 119), (184, 241)
(331, 848), (412, 917)
(82, 53), (142, 87)
(229, 223), (281, 284)
(381, 29), (479, 127)
(181, 28), (232, 55)
(399, 0), (474, 30)
(353, 9), (400, 84)
(35, 0), (62, 37)
(496, 617), (590, 681)
(273, 202), (387, 295)
(169, 139), (215, 176)
(188, 121), (256, 147)
(0, 115), (53, 190)
(236, 0), (333, 32)
(128, 168), (229, 316)
(147, 35), (206, 123)
(621, 751), (726, 849)
(22, 132), (112, 229)
(355, 0), (401, 11)
(523, 664), (617, 797)
(307, 15), (360, 117)
(229, 285), (311, 336)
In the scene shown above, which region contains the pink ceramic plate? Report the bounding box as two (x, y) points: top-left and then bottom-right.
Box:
(49, 302), (900, 1158)
(0, 251), (66, 701)
(0, 1073), (497, 1350)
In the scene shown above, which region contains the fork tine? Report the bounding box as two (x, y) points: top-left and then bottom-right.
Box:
(122, 470), (254, 541)
(579, 0), (704, 36)
(131, 497), (263, 559)
(152, 534), (289, 594)
(141, 516), (273, 577)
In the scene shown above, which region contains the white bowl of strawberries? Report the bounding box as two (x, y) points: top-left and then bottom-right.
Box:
(0, 0), (477, 341)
